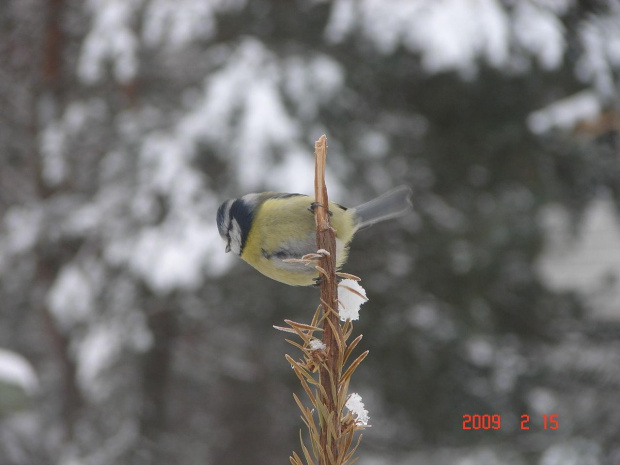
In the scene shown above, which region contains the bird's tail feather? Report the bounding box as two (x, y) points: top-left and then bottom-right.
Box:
(354, 185), (412, 229)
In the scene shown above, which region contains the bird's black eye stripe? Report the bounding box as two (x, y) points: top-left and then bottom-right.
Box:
(229, 198), (254, 254)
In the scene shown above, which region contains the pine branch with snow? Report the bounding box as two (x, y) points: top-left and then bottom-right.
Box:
(275, 136), (369, 465)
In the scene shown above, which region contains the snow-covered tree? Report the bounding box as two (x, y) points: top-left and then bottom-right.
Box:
(1, 1), (619, 463)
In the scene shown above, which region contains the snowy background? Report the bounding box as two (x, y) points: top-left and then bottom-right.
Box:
(1, 0), (620, 464)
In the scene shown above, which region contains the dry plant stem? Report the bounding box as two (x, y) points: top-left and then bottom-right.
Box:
(313, 135), (342, 464)
(279, 135), (366, 465)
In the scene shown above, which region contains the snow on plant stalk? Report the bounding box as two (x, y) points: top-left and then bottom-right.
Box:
(274, 135), (370, 465)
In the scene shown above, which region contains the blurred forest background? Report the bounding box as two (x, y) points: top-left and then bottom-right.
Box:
(1, 0), (620, 464)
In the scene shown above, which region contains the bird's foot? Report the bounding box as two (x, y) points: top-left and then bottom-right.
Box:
(308, 202), (333, 216)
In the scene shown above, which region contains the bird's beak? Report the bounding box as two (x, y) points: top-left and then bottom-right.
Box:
(225, 243), (231, 253)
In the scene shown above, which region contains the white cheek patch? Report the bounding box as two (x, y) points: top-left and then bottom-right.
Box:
(229, 218), (243, 255)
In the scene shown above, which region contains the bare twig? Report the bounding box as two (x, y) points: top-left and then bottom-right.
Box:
(313, 135), (342, 465)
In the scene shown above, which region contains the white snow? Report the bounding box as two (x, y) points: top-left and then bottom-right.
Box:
(357, 131), (390, 160)
(142, 0), (247, 48)
(125, 215), (221, 294)
(407, 303), (438, 329)
(324, 0), (354, 43)
(537, 195), (620, 320)
(143, 0), (215, 48)
(465, 336), (494, 367)
(76, 324), (122, 399)
(283, 55), (344, 120)
(535, 0), (573, 14)
(39, 123), (67, 186)
(0, 349), (38, 394)
(527, 387), (557, 415)
(540, 440), (602, 465)
(309, 339), (326, 351)
(47, 264), (98, 332)
(38, 100), (107, 187)
(138, 132), (202, 201)
(177, 38), (327, 192)
(64, 202), (103, 236)
(345, 392), (370, 425)
(326, 0), (569, 76)
(338, 279), (368, 321)
(75, 312), (153, 400)
(577, 15), (620, 97)
(268, 148), (315, 194)
(236, 78), (301, 188)
(101, 122), (233, 294)
(1, 206), (41, 256)
(405, 0), (510, 76)
(527, 90), (601, 134)
(491, 344), (526, 393)
(78, 0), (139, 84)
(513, 2), (565, 70)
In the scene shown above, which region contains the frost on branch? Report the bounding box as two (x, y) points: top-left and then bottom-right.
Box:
(338, 279), (368, 321)
(345, 393), (370, 426)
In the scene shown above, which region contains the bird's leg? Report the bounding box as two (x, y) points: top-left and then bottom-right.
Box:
(308, 202), (333, 216)
(313, 274), (344, 287)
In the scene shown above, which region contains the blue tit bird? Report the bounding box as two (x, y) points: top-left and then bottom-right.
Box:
(216, 186), (412, 286)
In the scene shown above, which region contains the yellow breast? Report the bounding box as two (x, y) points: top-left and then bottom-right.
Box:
(241, 195), (357, 285)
